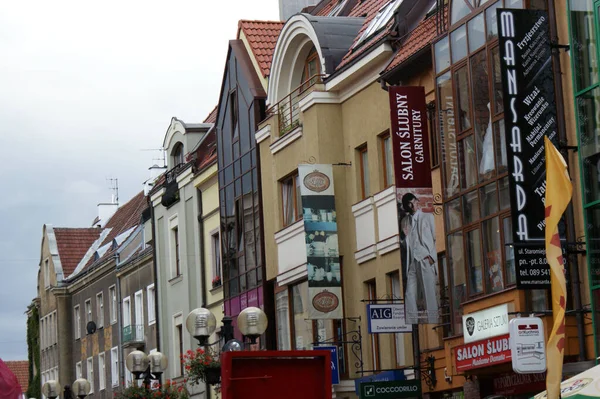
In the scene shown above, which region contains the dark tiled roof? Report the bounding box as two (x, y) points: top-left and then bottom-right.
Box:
(238, 20), (285, 77)
(194, 129), (217, 173)
(53, 228), (101, 277)
(4, 360), (28, 393)
(203, 106), (218, 123)
(384, 7), (447, 73)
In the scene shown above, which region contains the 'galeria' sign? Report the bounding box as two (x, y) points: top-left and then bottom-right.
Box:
(455, 334), (511, 372)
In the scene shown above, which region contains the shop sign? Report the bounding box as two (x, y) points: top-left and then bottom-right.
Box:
(314, 346), (340, 385)
(455, 334), (511, 372)
(509, 317), (546, 373)
(359, 380), (421, 399)
(388, 86), (440, 325)
(492, 371), (546, 396)
(367, 304), (412, 333)
(462, 304), (509, 343)
(497, 8), (559, 288)
(354, 370), (405, 395)
(299, 164), (343, 319)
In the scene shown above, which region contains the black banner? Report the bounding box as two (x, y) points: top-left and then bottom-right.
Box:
(497, 9), (558, 288)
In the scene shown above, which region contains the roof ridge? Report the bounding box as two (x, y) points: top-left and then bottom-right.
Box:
(239, 19), (285, 24)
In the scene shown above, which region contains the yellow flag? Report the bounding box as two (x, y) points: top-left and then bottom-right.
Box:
(544, 136), (572, 399)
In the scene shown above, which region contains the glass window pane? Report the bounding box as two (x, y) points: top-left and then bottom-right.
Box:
(483, 217), (503, 293)
(579, 87), (600, 204)
(494, 119), (508, 173)
(385, 136), (394, 186)
(437, 73), (461, 198)
(499, 177), (510, 210)
(446, 198), (462, 231)
(455, 66), (471, 132)
(468, 14), (485, 52)
(361, 150), (370, 198)
(276, 291), (291, 350)
(503, 217), (516, 285)
(569, 0), (598, 91)
(505, 0), (523, 7)
(451, 25), (468, 63)
(529, 289), (548, 312)
(459, 136), (478, 189)
(480, 182), (498, 216)
(292, 281), (313, 350)
(448, 232), (465, 335)
(486, 1), (501, 41)
(467, 229), (484, 294)
(451, 0), (471, 24)
(435, 37), (451, 73)
(470, 50), (494, 181)
(463, 190), (480, 224)
(491, 47), (504, 114)
(586, 207), (600, 287)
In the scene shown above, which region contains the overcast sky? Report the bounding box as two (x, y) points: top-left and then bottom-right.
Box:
(0, 0), (279, 362)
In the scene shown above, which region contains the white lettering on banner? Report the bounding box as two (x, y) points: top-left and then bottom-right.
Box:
(375, 386), (419, 394)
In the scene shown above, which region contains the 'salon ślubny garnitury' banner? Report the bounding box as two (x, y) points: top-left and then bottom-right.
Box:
(299, 164), (343, 319)
(388, 86), (440, 325)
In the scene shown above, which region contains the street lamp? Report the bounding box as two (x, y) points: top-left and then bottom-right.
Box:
(238, 307), (268, 344)
(125, 350), (168, 388)
(186, 308), (217, 345)
(72, 378), (92, 399)
(41, 380), (61, 399)
(42, 378), (91, 399)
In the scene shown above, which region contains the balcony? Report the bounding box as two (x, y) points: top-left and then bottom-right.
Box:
(122, 325), (145, 348)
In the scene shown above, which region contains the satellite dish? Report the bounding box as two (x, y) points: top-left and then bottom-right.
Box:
(87, 321), (97, 335)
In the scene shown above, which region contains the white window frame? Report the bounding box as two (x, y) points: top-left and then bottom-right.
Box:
(169, 215), (180, 279)
(211, 231), (221, 281)
(147, 284), (156, 325)
(85, 298), (92, 325)
(134, 290), (144, 327)
(122, 296), (131, 327)
(96, 292), (104, 328)
(354, 0), (404, 47)
(173, 313), (184, 377)
(76, 361), (82, 379)
(98, 352), (106, 391)
(87, 357), (94, 394)
(74, 305), (81, 340)
(109, 285), (117, 324)
(111, 347), (119, 387)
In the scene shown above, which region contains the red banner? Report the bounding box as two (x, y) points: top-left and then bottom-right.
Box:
(454, 334), (511, 372)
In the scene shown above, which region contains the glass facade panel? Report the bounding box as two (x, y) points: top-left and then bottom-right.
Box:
(480, 182), (498, 217)
(494, 119), (508, 173)
(455, 66), (471, 132)
(438, 73), (461, 197)
(491, 47), (504, 114)
(483, 217), (503, 293)
(435, 37), (451, 73)
(470, 50), (494, 181)
(503, 217), (516, 285)
(463, 190), (480, 224)
(451, 25), (468, 63)
(467, 229), (484, 294)
(460, 136), (478, 189)
(570, 0), (598, 92)
(468, 13), (485, 51)
(451, 0), (472, 24)
(578, 87), (600, 203)
(449, 232), (465, 334)
(446, 198), (462, 231)
(586, 206), (600, 287)
(486, 1), (501, 41)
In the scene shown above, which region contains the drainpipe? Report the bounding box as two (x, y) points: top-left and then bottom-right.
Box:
(116, 263), (124, 387)
(547, 0), (586, 361)
(197, 193), (208, 310)
(150, 205), (161, 353)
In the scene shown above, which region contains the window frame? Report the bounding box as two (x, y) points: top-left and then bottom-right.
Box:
(367, 280), (380, 370)
(96, 292), (104, 328)
(109, 285), (117, 324)
(74, 305), (81, 340)
(111, 347), (119, 387)
(98, 352), (106, 391)
(358, 145), (370, 199)
(85, 298), (92, 325)
(380, 132), (394, 188)
(280, 172), (302, 227)
(122, 296), (131, 327)
(44, 259), (50, 289)
(76, 361), (82, 379)
(211, 232), (222, 284)
(134, 290), (144, 327)
(147, 284), (156, 325)
(87, 357), (94, 394)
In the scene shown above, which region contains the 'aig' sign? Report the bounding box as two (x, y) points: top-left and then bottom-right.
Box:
(367, 304), (412, 334)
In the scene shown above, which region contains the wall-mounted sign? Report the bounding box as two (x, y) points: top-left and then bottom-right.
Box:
(299, 164), (343, 319)
(367, 304), (412, 334)
(354, 370), (406, 395)
(497, 8), (559, 288)
(388, 86), (440, 325)
(509, 317), (546, 374)
(314, 346), (340, 384)
(462, 304), (509, 343)
(359, 380), (421, 399)
(455, 334), (511, 372)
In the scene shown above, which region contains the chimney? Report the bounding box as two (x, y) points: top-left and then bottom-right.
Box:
(144, 164), (167, 196)
(279, 0), (317, 21)
(96, 197), (118, 228)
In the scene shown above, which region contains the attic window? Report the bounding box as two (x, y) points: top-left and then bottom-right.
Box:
(172, 143), (184, 166)
(328, 0), (348, 16)
(354, 0), (404, 48)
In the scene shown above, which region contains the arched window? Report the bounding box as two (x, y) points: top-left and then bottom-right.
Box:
(300, 47), (321, 90)
(172, 142), (184, 167)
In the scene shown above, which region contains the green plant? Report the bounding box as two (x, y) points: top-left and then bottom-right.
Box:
(181, 347), (220, 385)
(113, 379), (189, 399)
(26, 305), (40, 399)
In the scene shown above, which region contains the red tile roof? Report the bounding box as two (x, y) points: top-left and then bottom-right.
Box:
(314, 0), (337, 16)
(384, 7), (447, 73)
(194, 129), (217, 172)
(53, 227), (102, 277)
(5, 360), (28, 393)
(238, 20), (285, 77)
(203, 106), (218, 124)
(336, 0), (391, 70)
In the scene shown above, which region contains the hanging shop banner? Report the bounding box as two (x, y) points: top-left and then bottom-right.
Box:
(509, 317), (546, 374)
(388, 86), (440, 325)
(359, 380), (422, 399)
(367, 304), (412, 334)
(455, 334), (512, 372)
(299, 164), (343, 319)
(497, 8), (559, 288)
(462, 303), (509, 344)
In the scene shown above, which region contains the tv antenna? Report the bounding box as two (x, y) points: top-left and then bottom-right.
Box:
(141, 148), (166, 168)
(106, 177), (119, 204)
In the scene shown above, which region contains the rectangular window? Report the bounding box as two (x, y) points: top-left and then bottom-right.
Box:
(122, 297), (131, 327)
(109, 285), (117, 324)
(74, 305), (81, 340)
(44, 259), (50, 288)
(111, 347), (119, 387)
(172, 226), (181, 277)
(176, 324), (184, 376)
(76, 362), (82, 379)
(381, 134), (394, 188)
(211, 233), (222, 285)
(427, 101), (440, 168)
(134, 290), (144, 327)
(99, 352), (106, 391)
(276, 290), (291, 350)
(85, 299), (92, 325)
(359, 146), (370, 199)
(96, 292), (104, 328)
(87, 357), (94, 394)
(281, 173), (301, 226)
(147, 284), (156, 325)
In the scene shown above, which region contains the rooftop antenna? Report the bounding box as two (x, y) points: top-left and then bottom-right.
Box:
(141, 148), (167, 168)
(107, 177), (119, 204)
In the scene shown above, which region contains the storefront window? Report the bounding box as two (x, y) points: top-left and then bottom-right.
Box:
(292, 281), (312, 350)
(276, 290), (291, 350)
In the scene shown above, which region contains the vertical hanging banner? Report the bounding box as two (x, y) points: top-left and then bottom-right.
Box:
(388, 86), (440, 325)
(299, 164), (343, 319)
(497, 9), (559, 288)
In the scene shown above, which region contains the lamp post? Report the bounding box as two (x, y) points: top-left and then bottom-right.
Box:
(42, 378), (91, 399)
(125, 350), (168, 389)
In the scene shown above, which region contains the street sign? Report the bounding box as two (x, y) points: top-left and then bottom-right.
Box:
(509, 317), (546, 374)
(314, 346), (340, 384)
(367, 304), (412, 333)
(359, 380), (421, 399)
(354, 370), (405, 394)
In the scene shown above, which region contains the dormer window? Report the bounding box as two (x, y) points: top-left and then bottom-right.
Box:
(230, 90), (239, 141)
(354, 0), (404, 48)
(172, 142), (184, 166)
(328, 0), (348, 16)
(300, 47), (321, 90)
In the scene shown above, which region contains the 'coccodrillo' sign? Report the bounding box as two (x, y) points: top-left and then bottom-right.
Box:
(455, 334), (511, 372)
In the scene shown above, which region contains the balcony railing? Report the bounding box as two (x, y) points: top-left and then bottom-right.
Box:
(265, 74), (325, 137)
(122, 324), (144, 345)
